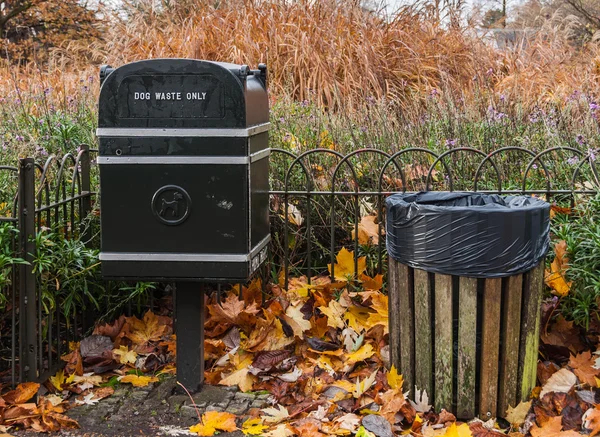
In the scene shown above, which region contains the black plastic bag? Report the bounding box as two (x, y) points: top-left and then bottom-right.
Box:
(385, 192), (550, 278)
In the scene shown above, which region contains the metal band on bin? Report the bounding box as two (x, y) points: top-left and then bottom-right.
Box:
(96, 123), (270, 138)
(97, 149), (270, 165)
(100, 235), (270, 263)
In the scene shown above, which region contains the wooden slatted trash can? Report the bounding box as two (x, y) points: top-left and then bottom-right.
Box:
(385, 192), (550, 420)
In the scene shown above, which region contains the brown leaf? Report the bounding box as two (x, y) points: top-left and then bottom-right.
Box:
(124, 311), (172, 350)
(295, 421), (326, 437)
(206, 294), (260, 333)
(530, 415), (580, 436)
(252, 350), (292, 370)
(538, 361), (561, 386)
(2, 382), (39, 405)
(93, 314), (126, 340)
(469, 422), (504, 436)
(541, 316), (584, 355)
(63, 349), (84, 376)
(569, 351), (600, 387)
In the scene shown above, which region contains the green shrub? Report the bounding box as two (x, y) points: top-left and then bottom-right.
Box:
(554, 194), (600, 328)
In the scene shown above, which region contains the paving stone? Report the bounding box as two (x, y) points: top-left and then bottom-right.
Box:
(226, 400), (249, 415)
(190, 385), (234, 405)
(257, 393), (272, 400)
(180, 405), (205, 419)
(251, 399), (267, 409)
(168, 394), (189, 410)
(153, 376), (178, 400)
(234, 392), (256, 401)
(205, 405), (224, 412)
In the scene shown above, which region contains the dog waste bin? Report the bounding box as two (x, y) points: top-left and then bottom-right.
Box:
(386, 192), (550, 419)
(96, 58), (271, 393)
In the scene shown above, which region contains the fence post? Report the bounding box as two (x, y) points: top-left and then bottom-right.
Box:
(18, 158), (37, 382)
(79, 144), (92, 243)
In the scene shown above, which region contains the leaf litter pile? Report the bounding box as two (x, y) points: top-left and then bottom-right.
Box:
(2, 246), (600, 436)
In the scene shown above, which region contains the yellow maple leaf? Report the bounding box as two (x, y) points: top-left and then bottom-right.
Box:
(242, 418), (268, 435)
(387, 365), (404, 390)
(328, 247), (366, 282)
(50, 369), (66, 390)
(219, 367), (256, 392)
(113, 345), (138, 365)
(119, 374), (158, 387)
(344, 305), (372, 332)
(442, 423), (473, 437)
(346, 344), (375, 364)
(190, 411), (237, 436)
(319, 300), (346, 329)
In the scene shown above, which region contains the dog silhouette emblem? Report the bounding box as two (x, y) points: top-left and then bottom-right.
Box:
(159, 192), (184, 218)
(151, 185), (191, 226)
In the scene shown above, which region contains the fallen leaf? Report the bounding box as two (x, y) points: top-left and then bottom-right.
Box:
(351, 215), (382, 245)
(220, 367), (256, 392)
(242, 418), (268, 435)
(263, 424), (294, 437)
(335, 413), (361, 432)
(545, 241), (571, 297)
(540, 368), (577, 398)
(505, 401), (532, 427)
(410, 388), (432, 413)
(113, 345), (138, 365)
(190, 411), (237, 436)
(75, 393), (99, 406)
(262, 405), (290, 423)
(125, 311), (171, 349)
(442, 423), (473, 437)
(328, 247), (366, 282)
(118, 374), (158, 387)
(530, 416), (580, 437)
(362, 414), (393, 437)
(583, 405), (600, 436)
(2, 382), (39, 404)
(386, 365), (404, 390)
(318, 300), (346, 330)
(569, 351), (600, 387)
(346, 344), (375, 365)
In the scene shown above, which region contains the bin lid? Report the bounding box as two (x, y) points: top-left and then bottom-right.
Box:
(385, 192), (550, 278)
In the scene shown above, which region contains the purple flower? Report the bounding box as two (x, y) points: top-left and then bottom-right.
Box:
(15, 135), (24, 141)
(532, 164), (538, 170)
(445, 139), (457, 148)
(44, 87), (52, 95)
(430, 89), (439, 97)
(366, 96), (376, 105)
(588, 148), (597, 162)
(495, 111), (507, 120)
(88, 75), (94, 83)
(279, 117), (285, 123)
(576, 135), (586, 146)
(301, 100), (309, 107)
(590, 102), (599, 111)
(567, 156), (579, 165)
(36, 146), (48, 156)
(360, 126), (367, 133)
(486, 68), (493, 76)
(0, 97), (5, 103)
(499, 94), (506, 102)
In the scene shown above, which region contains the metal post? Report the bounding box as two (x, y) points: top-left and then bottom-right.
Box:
(175, 282), (204, 393)
(18, 158), (37, 382)
(79, 144), (92, 244)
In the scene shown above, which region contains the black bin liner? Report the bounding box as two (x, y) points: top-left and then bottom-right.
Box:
(386, 192), (550, 278)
